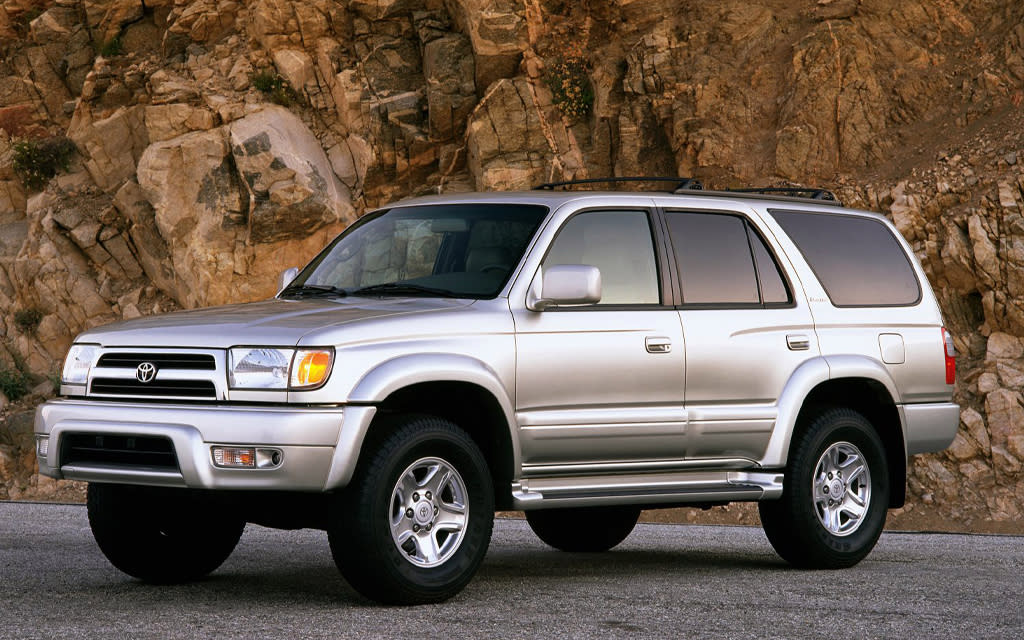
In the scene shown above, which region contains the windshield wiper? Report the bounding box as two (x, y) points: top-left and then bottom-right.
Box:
(352, 282), (463, 298)
(278, 284), (348, 298)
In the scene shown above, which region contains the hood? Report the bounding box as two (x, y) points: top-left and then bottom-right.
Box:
(77, 297), (474, 348)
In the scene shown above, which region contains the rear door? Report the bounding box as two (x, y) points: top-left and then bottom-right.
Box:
(661, 206), (819, 463)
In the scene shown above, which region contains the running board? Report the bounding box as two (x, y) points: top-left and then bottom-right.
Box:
(511, 470), (784, 510)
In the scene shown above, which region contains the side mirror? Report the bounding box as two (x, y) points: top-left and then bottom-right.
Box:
(527, 264), (602, 311)
(277, 267), (299, 293)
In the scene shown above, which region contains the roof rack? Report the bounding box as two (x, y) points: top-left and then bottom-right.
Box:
(532, 177), (704, 192)
(724, 187), (838, 201)
(530, 177), (842, 206)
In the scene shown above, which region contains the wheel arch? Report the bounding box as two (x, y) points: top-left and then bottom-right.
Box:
(348, 355), (519, 509)
(763, 356), (907, 508)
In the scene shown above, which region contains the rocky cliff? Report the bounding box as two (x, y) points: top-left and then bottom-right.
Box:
(0, 0), (1022, 531)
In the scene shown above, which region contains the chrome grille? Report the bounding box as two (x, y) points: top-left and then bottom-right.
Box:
(86, 349), (224, 401)
(96, 353), (216, 370)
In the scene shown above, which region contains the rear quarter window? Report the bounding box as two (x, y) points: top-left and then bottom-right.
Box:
(769, 209), (921, 307)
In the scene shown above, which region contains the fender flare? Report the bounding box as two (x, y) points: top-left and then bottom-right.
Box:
(347, 352), (520, 469)
(759, 354), (902, 468)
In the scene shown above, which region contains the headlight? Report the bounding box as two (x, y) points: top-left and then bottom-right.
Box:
(228, 347), (334, 390)
(228, 348), (291, 389)
(62, 344), (99, 385)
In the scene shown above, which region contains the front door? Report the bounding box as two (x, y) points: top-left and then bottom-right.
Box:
(513, 209), (686, 474)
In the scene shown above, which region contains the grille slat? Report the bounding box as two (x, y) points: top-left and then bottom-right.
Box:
(90, 377), (217, 398)
(96, 353), (216, 370)
(61, 434), (179, 470)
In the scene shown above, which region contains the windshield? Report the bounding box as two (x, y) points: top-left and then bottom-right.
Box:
(285, 203), (549, 299)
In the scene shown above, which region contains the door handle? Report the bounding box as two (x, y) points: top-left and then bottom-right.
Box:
(646, 336), (672, 353)
(786, 334), (810, 351)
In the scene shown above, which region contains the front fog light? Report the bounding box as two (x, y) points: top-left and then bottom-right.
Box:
(212, 446), (255, 468)
(212, 446), (283, 469)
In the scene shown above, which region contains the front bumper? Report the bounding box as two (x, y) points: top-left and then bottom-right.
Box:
(34, 399), (376, 491)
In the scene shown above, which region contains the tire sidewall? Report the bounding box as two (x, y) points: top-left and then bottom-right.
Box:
(357, 424), (493, 599)
(797, 418), (889, 559)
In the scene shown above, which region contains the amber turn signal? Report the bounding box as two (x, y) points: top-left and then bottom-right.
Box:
(291, 349), (333, 389)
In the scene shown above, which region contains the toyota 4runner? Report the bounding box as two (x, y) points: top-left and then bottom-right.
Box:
(35, 179), (960, 604)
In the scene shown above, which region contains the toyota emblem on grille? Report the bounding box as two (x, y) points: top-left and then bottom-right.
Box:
(135, 362), (157, 383)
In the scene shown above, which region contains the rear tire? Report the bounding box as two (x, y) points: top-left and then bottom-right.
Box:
(526, 506), (641, 552)
(328, 416), (494, 604)
(759, 408), (889, 569)
(87, 484), (244, 583)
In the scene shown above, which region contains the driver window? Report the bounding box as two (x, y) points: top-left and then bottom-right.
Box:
(542, 210), (660, 305)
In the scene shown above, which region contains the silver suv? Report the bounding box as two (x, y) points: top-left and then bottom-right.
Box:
(35, 180), (959, 604)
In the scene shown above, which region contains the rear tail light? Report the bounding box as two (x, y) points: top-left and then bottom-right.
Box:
(942, 327), (956, 385)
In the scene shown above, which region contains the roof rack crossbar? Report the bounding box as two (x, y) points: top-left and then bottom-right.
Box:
(533, 177), (704, 192)
(725, 187), (837, 201)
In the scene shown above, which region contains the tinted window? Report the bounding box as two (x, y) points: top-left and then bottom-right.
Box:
(770, 210), (920, 307)
(748, 227), (791, 304)
(666, 212), (759, 305)
(543, 210), (660, 305)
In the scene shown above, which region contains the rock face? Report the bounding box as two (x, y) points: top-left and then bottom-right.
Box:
(0, 0), (1022, 529)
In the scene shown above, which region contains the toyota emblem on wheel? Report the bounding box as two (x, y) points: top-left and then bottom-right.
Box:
(135, 362), (157, 383)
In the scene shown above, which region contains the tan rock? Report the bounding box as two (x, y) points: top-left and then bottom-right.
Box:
(229, 105), (354, 243)
(166, 0), (239, 44)
(968, 214), (1000, 289)
(958, 460), (993, 486)
(998, 181), (1019, 209)
(467, 78), (566, 190)
(423, 33), (476, 141)
(272, 49), (315, 98)
(985, 388), (1024, 447)
(144, 104), (216, 143)
(990, 445), (1021, 474)
(326, 135), (373, 189)
(68, 106), (148, 192)
(961, 407), (991, 455)
(148, 70), (201, 105)
(446, 0), (528, 90)
(0, 180), (25, 218)
(986, 332), (1023, 360)
(946, 431), (977, 461)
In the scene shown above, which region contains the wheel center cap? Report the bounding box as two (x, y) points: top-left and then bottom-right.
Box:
(414, 500), (433, 525)
(830, 479), (845, 498)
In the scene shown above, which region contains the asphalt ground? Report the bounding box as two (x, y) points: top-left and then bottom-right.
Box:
(1, 502), (1021, 639)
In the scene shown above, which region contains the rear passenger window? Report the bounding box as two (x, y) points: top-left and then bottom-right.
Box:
(770, 210), (921, 307)
(665, 211), (791, 306)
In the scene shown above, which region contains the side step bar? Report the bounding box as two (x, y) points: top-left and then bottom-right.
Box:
(511, 470), (784, 510)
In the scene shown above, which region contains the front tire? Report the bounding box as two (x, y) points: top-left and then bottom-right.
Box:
(87, 484), (245, 583)
(328, 416), (494, 604)
(759, 408), (889, 569)
(526, 506), (641, 552)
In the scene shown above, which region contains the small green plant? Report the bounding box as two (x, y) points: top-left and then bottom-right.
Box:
(251, 70), (297, 107)
(10, 136), (76, 191)
(0, 368), (29, 401)
(99, 35), (123, 57)
(545, 46), (594, 121)
(13, 309), (43, 334)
